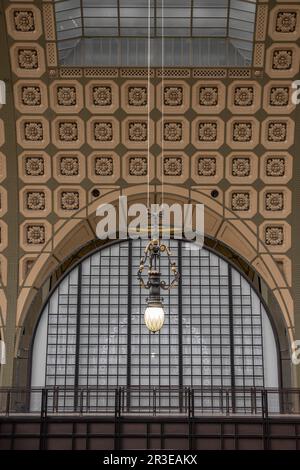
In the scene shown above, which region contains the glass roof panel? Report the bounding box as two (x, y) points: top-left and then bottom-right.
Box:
(54, 0), (257, 66)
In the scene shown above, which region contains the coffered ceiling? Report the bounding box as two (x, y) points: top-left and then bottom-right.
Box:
(0, 0), (299, 376)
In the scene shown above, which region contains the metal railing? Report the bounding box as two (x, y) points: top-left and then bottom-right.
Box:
(0, 386), (300, 418)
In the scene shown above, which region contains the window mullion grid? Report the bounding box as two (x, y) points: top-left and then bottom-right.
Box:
(227, 0), (231, 38)
(190, 0), (193, 38)
(140, 240), (145, 404)
(208, 252), (213, 408)
(178, 241), (183, 411)
(47, 289), (57, 388)
(117, 0), (121, 37)
(249, 281), (255, 391)
(140, 240), (145, 405)
(96, 253), (101, 405)
(74, 265), (82, 411)
(126, 240), (132, 410)
(88, 257), (93, 397)
(41, 238), (272, 414)
(240, 275), (246, 408)
(107, 247), (112, 399)
(117, 245), (120, 392)
(66, 276), (72, 408)
(189, 248), (193, 390)
(228, 265), (236, 413)
(56, 284), (63, 392)
(167, 244), (171, 406)
(257, 294), (265, 390)
(166, 248), (170, 406)
(45, 304), (51, 389)
(154, 0), (157, 38)
(198, 249), (202, 398)
(239, 272), (246, 405)
(80, 0), (84, 37)
(158, 243), (161, 398)
(218, 256), (224, 392)
(190, 250), (194, 387)
(251, 0), (258, 66)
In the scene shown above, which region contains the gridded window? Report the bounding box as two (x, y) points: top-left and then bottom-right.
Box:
(32, 239), (279, 413)
(181, 245), (231, 389)
(54, 0), (257, 67)
(78, 243), (129, 388)
(231, 270), (264, 388)
(46, 267), (79, 388)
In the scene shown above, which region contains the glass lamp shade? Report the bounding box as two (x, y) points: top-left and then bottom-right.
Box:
(144, 304), (164, 333)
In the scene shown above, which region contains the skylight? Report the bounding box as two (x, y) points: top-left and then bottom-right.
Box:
(54, 0), (257, 67)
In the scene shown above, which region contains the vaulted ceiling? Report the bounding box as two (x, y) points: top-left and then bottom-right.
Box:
(0, 0), (300, 387)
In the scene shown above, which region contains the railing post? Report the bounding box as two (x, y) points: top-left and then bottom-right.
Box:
(262, 389), (268, 419)
(231, 386), (236, 414)
(153, 388), (157, 417)
(191, 388), (195, 417)
(265, 389), (269, 419)
(279, 388), (284, 414)
(121, 387), (125, 413)
(226, 389), (230, 416)
(39, 388), (48, 451)
(250, 387), (254, 414)
(184, 387), (188, 414)
(5, 390), (11, 416)
(179, 386), (183, 413)
(115, 388), (121, 418)
(87, 388), (90, 413)
(261, 389), (270, 450)
(220, 388), (223, 414)
(40, 388), (48, 419)
(114, 388), (118, 418)
(188, 388), (194, 418)
(79, 389), (84, 416)
(53, 386), (59, 413)
(261, 389), (264, 418)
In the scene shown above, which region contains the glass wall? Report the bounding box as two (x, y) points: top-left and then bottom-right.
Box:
(31, 239), (279, 412)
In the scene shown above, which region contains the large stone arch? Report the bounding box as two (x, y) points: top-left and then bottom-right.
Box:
(14, 185), (294, 387)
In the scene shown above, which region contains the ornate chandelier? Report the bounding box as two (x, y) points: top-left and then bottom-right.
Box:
(135, 2), (180, 334)
(137, 239), (180, 333)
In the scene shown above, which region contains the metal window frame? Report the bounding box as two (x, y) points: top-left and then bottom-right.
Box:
(53, 0), (257, 67)
(40, 238), (271, 413)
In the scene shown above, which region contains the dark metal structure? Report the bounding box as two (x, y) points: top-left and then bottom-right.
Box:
(1, 386), (300, 417)
(1, 386), (300, 450)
